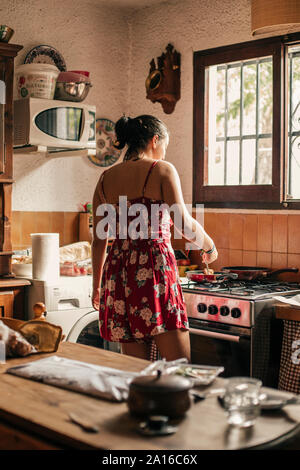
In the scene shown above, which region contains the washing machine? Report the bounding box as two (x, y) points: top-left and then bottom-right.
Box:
(27, 275), (120, 353)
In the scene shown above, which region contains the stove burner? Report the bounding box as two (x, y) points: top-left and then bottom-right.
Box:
(182, 278), (300, 298)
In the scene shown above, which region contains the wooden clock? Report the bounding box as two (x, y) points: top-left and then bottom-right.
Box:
(145, 44), (181, 114)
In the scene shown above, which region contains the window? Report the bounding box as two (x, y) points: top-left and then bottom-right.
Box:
(287, 44), (300, 200)
(193, 34), (300, 208)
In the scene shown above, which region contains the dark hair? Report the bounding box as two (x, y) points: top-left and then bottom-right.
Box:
(114, 114), (168, 160)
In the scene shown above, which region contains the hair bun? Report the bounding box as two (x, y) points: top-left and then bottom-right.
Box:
(114, 115), (131, 149)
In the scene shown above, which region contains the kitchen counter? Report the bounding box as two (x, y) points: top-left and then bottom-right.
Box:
(276, 304), (300, 321)
(0, 342), (300, 450)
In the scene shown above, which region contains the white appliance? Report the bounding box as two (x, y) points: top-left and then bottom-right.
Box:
(27, 275), (120, 353)
(13, 98), (96, 158)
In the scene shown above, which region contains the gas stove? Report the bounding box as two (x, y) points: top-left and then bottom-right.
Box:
(180, 278), (300, 300)
(180, 277), (300, 386)
(180, 277), (300, 328)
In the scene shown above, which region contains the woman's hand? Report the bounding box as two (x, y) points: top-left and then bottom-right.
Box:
(202, 245), (218, 265)
(92, 287), (100, 311)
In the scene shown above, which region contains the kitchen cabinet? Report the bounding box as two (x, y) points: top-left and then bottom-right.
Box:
(0, 279), (30, 319)
(0, 42), (22, 276)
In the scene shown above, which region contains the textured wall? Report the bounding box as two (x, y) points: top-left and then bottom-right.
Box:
(3, 0), (131, 211)
(126, 0), (252, 203)
(6, 0), (253, 211)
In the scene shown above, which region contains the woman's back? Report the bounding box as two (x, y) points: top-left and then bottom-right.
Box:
(99, 158), (163, 204)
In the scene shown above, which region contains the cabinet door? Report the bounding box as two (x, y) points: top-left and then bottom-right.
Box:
(0, 290), (14, 317)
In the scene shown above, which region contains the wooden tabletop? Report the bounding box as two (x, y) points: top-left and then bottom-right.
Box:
(0, 342), (299, 450)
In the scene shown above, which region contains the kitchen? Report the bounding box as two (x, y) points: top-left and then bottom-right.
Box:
(0, 0), (300, 455)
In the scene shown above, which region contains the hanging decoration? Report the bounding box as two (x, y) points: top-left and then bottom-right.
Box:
(145, 43), (180, 114)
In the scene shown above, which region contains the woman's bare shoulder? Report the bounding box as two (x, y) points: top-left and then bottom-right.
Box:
(156, 160), (179, 178)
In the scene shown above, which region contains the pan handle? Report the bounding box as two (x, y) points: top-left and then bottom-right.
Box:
(216, 273), (238, 281)
(269, 268), (299, 277)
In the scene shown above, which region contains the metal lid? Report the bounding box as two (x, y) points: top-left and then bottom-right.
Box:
(130, 372), (192, 394)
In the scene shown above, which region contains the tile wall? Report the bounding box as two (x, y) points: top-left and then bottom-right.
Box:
(12, 212), (79, 250)
(12, 210), (300, 282)
(172, 212), (300, 282)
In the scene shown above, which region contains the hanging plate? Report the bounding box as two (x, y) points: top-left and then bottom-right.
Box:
(88, 118), (121, 167)
(24, 45), (67, 71)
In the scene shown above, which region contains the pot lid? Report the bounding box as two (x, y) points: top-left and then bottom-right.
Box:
(130, 372), (192, 393)
(56, 71), (90, 83)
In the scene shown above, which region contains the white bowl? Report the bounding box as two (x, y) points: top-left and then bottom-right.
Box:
(12, 263), (32, 277)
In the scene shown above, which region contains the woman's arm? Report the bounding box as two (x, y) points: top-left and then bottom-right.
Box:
(160, 161), (217, 264)
(92, 181), (108, 310)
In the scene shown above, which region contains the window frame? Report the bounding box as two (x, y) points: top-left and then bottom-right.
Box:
(193, 34), (299, 209)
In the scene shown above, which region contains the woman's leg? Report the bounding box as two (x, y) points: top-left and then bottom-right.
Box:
(121, 342), (149, 360)
(154, 329), (191, 362)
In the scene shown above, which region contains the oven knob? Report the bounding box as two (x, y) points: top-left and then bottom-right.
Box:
(208, 304), (218, 315)
(220, 306), (230, 316)
(197, 303), (207, 313)
(231, 308), (242, 319)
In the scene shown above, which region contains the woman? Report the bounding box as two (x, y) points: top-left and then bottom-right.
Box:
(92, 115), (217, 362)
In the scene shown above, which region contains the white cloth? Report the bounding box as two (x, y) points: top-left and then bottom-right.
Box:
(6, 356), (139, 402)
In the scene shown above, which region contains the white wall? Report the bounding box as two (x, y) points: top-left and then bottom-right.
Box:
(126, 0), (252, 203)
(5, 0), (131, 211)
(7, 0), (253, 211)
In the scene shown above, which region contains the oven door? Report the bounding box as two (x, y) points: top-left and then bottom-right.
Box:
(188, 318), (252, 378)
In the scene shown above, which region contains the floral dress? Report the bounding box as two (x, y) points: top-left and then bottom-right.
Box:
(98, 160), (189, 344)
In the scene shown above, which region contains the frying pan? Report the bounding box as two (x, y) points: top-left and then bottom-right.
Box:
(186, 270), (238, 283)
(221, 266), (299, 281)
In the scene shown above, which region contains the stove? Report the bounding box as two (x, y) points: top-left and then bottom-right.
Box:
(180, 277), (300, 386)
(181, 278), (300, 327)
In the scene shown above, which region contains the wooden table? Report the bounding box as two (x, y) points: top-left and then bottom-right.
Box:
(0, 342), (299, 450)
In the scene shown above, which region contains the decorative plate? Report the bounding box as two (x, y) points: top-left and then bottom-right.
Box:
(24, 45), (66, 71)
(88, 118), (121, 167)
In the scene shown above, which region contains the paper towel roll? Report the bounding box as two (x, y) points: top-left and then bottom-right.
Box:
(31, 233), (60, 281)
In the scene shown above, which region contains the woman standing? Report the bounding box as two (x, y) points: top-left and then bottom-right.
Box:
(92, 115), (217, 362)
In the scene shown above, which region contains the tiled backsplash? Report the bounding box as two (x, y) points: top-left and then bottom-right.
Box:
(12, 210), (300, 282)
(12, 212), (79, 250)
(172, 212), (300, 282)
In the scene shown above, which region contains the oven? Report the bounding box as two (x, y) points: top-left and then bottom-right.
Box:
(183, 288), (288, 387)
(188, 319), (251, 378)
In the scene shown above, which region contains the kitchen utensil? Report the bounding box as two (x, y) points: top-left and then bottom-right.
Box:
(0, 25), (14, 43)
(88, 118), (121, 167)
(24, 45), (66, 71)
(186, 270), (238, 283)
(12, 262), (32, 277)
(68, 411), (99, 433)
(56, 71), (89, 83)
(191, 388), (226, 403)
(128, 370), (192, 418)
(69, 70), (90, 78)
(221, 266), (299, 281)
(15, 63), (59, 99)
(218, 389), (300, 411)
(259, 393), (300, 410)
(138, 415), (178, 436)
(54, 81), (92, 102)
(174, 364), (224, 386)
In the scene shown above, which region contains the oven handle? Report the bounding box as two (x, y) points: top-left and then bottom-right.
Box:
(189, 327), (240, 343)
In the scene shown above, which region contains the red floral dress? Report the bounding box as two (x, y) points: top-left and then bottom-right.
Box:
(98, 160), (189, 344)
